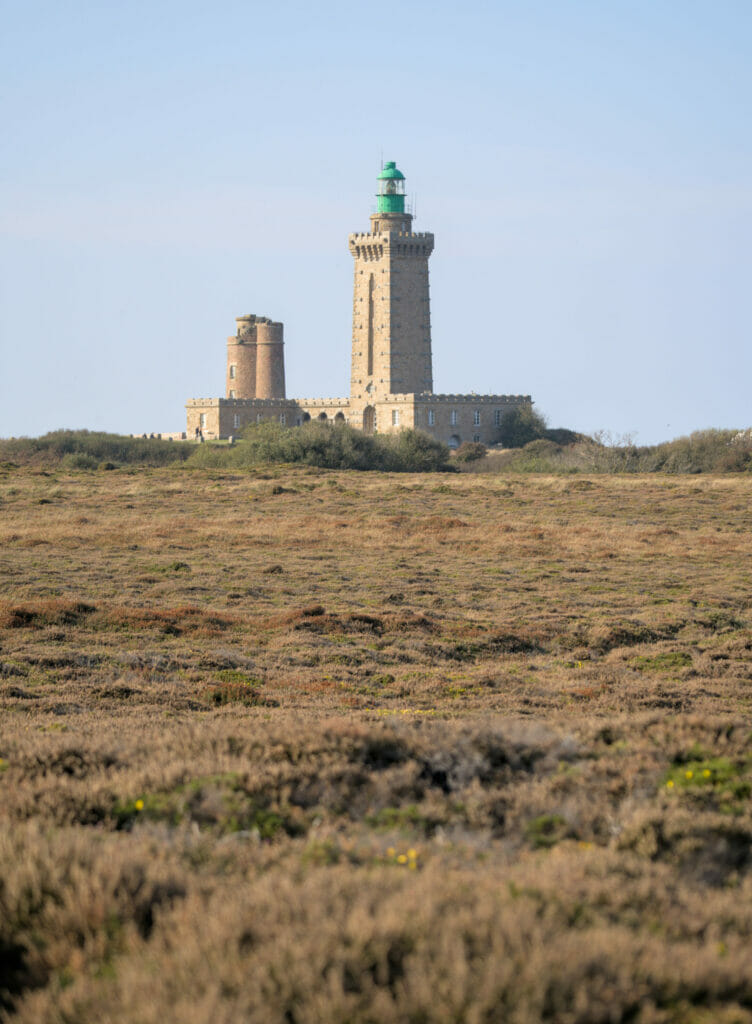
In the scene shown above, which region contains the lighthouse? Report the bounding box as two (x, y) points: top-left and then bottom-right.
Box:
(187, 161), (531, 442)
(348, 162), (434, 430)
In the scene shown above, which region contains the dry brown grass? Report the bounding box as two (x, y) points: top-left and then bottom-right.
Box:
(1, 464), (752, 1022)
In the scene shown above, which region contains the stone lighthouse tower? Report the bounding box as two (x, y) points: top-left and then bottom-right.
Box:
(187, 160), (531, 441)
(349, 161), (434, 426)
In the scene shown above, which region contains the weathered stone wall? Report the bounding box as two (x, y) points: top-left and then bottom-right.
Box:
(217, 399), (297, 436)
(186, 393), (531, 444)
(186, 398), (352, 439)
(411, 395), (531, 447)
(341, 394), (531, 442)
(186, 399), (221, 439)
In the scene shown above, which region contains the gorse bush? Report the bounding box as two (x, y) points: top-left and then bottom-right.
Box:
(454, 441), (487, 463)
(188, 422), (451, 472)
(0, 426), (450, 473)
(60, 452), (100, 471)
(477, 428), (752, 474)
(649, 429), (752, 473)
(387, 427), (453, 472)
(497, 406), (548, 448)
(0, 430), (192, 468)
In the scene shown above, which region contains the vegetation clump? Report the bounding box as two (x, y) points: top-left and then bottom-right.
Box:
(454, 441), (487, 463)
(497, 406), (549, 448)
(2, 422), (751, 475)
(483, 428), (752, 474)
(0, 430), (192, 468)
(189, 421), (452, 472)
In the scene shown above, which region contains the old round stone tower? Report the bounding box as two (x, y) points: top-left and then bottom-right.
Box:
(225, 315), (285, 401)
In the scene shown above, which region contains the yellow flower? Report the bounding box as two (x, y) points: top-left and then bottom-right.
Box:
(408, 860), (417, 870)
(134, 799), (144, 811)
(407, 848), (418, 860)
(685, 770), (693, 780)
(386, 847), (396, 858)
(397, 854), (408, 864)
(666, 780), (675, 789)
(703, 769), (711, 778)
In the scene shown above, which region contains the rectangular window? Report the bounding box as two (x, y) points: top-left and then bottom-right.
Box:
(279, 413), (286, 425)
(229, 365), (236, 379)
(494, 409), (501, 426)
(450, 410), (457, 426)
(473, 410), (481, 426)
(229, 390), (235, 399)
(473, 433), (481, 443)
(392, 409), (400, 426)
(428, 409), (435, 426)
(233, 413), (240, 429)
(199, 413), (207, 430)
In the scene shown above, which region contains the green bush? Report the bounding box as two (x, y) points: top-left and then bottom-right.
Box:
(454, 441), (487, 463)
(498, 439), (564, 473)
(648, 430), (752, 474)
(61, 452), (99, 471)
(0, 430), (193, 468)
(497, 407), (548, 448)
(188, 422), (451, 473)
(384, 428), (452, 472)
(475, 428), (752, 475)
(544, 427), (582, 446)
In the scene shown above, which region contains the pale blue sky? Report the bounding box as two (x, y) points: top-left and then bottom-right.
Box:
(2, 0), (750, 443)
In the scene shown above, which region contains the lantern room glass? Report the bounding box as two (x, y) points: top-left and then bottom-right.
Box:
(377, 178), (405, 197)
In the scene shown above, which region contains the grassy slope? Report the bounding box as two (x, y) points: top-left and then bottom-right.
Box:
(1, 465), (751, 1023)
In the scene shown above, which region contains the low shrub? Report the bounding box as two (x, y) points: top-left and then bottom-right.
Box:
(497, 407), (548, 448)
(0, 430), (192, 468)
(61, 452), (99, 471)
(544, 427), (582, 446)
(469, 428), (752, 474)
(454, 441), (487, 463)
(188, 422), (451, 473)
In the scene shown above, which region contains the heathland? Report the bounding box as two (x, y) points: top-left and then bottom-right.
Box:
(1, 459), (751, 1022)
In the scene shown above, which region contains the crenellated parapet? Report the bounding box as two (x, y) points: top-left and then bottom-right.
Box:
(348, 231), (434, 241)
(348, 231), (434, 261)
(188, 397), (298, 408)
(295, 398), (351, 407)
(413, 393), (531, 403)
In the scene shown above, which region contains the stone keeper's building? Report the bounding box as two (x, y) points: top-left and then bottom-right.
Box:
(186, 162), (531, 446)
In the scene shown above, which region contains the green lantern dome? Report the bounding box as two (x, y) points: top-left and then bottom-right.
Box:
(376, 161), (406, 213)
(377, 161), (405, 181)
